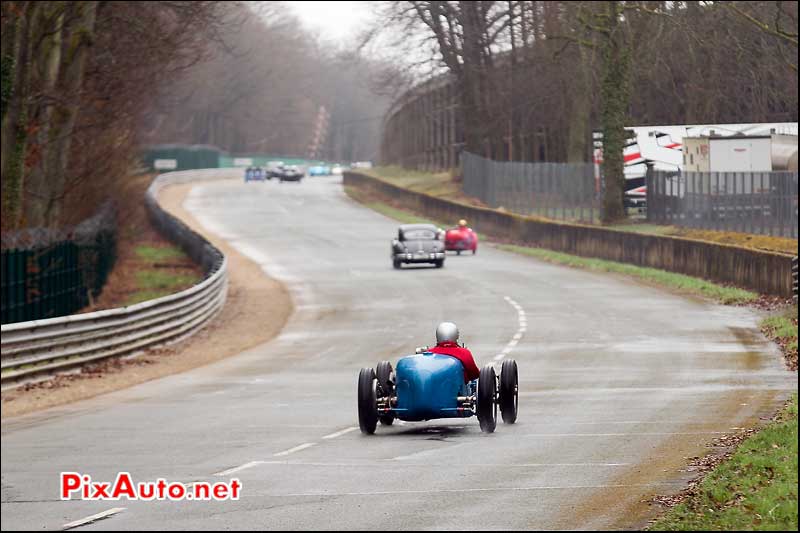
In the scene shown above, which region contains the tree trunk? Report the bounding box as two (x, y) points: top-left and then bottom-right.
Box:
(599, 1), (630, 223)
(1, 1), (38, 230)
(25, 4), (65, 227)
(24, 1), (97, 227)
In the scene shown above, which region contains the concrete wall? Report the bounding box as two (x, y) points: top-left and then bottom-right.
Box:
(345, 171), (795, 297)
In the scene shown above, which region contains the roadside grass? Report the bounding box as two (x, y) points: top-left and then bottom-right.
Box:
(121, 245), (201, 306)
(649, 394), (798, 531)
(760, 306), (799, 370)
(359, 166), (484, 206)
(761, 307), (799, 349)
(497, 245), (757, 305)
(134, 245), (187, 262)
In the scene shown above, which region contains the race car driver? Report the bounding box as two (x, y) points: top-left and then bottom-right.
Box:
(429, 322), (480, 382)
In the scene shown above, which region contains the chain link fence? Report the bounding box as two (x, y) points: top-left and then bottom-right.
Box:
(647, 170), (799, 238)
(1, 202), (117, 325)
(462, 152), (600, 223)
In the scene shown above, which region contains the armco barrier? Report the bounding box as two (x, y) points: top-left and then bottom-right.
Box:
(345, 171), (796, 297)
(0, 168), (242, 389)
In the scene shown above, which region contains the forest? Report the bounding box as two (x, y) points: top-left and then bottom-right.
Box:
(1, 1), (391, 230)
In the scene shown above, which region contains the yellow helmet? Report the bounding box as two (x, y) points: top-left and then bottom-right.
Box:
(458, 219), (467, 227)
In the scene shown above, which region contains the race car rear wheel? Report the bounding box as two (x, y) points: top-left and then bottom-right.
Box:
(477, 365), (497, 433)
(499, 359), (518, 424)
(376, 361), (395, 426)
(434, 259), (444, 268)
(358, 367), (379, 434)
(393, 259), (401, 269)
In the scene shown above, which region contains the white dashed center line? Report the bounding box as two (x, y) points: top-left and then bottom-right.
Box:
(62, 508), (126, 530)
(322, 427), (359, 440)
(494, 297), (527, 362)
(273, 442), (317, 457)
(214, 461), (267, 477)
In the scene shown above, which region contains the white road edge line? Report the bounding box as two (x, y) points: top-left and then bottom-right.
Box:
(322, 427), (359, 440)
(214, 460), (266, 477)
(274, 442), (317, 457)
(63, 508), (126, 530)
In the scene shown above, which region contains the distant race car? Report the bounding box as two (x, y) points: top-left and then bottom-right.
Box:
(358, 352), (519, 434)
(244, 167), (266, 182)
(445, 222), (478, 254)
(391, 224), (445, 269)
(265, 161), (285, 179)
(331, 165), (344, 176)
(277, 165), (304, 183)
(308, 165), (331, 176)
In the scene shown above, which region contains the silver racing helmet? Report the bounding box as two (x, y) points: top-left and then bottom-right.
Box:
(435, 322), (459, 344)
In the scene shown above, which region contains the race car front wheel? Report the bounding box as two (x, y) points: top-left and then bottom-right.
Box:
(358, 367), (379, 434)
(499, 359), (518, 424)
(477, 365), (497, 433)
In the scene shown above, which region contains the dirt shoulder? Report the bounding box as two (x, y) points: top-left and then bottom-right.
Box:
(2, 180), (292, 418)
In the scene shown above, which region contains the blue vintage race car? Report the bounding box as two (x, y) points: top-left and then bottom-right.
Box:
(308, 165), (331, 176)
(358, 352), (518, 434)
(243, 167), (266, 182)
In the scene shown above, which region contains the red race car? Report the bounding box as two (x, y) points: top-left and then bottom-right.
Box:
(445, 220), (478, 255)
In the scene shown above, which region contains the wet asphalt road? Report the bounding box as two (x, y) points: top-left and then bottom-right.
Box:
(1, 174), (796, 530)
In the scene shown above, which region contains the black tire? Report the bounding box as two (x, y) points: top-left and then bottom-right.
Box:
(393, 259), (401, 269)
(457, 250), (461, 255)
(476, 365), (497, 433)
(499, 359), (518, 424)
(472, 248), (476, 255)
(358, 367), (378, 434)
(434, 259), (444, 268)
(376, 361), (395, 426)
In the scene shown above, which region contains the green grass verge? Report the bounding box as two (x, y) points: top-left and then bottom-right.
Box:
(761, 306), (799, 357)
(123, 246), (201, 306)
(134, 245), (186, 262)
(649, 394), (798, 531)
(497, 244), (757, 305)
(135, 270), (200, 291)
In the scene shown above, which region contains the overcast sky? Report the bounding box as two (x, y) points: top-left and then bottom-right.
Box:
(284, 1), (375, 45)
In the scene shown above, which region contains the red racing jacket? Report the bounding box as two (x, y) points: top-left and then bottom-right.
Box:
(429, 341), (480, 382)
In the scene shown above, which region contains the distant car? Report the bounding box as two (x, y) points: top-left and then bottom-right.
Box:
(278, 164), (304, 182)
(391, 224), (445, 269)
(244, 166), (266, 182)
(445, 225), (478, 254)
(308, 165), (331, 176)
(265, 161), (285, 179)
(331, 165), (343, 176)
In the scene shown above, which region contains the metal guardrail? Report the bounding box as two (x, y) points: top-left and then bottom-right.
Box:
(793, 256), (798, 305)
(0, 169), (240, 389)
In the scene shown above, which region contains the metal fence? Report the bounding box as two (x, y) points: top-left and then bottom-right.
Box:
(462, 152), (599, 223)
(647, 170), (799, 238)
(1, 202), (117, 325)
(0, 168), (234, 388)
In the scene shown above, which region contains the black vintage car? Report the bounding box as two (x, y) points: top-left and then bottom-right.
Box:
(391, 224), (446, 269)
(277, 164), (304, 182)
